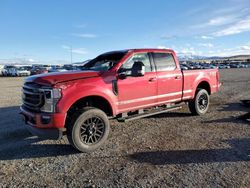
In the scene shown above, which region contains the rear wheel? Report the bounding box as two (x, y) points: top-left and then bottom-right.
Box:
(67, 107), (110, 152)
(188, 89), (210, 115)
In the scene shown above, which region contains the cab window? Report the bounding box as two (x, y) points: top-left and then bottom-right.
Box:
(153, 53), (176, 71)
(120, 53), (152, 75)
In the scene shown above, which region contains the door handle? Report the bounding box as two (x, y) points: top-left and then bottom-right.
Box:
(149, 77), (157, 82)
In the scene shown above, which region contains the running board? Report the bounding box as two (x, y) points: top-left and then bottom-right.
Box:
(117, 106), (182, 122)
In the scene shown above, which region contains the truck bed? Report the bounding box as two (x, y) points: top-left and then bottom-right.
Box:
(182, 69), (220, 100)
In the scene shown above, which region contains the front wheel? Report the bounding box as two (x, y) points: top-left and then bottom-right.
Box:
(188, 89), (210, 115)
(67, 107), (110, 152)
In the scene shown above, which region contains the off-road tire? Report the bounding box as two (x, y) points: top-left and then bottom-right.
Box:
(188, 89), (210, 115)
(67, 107), (110, 152)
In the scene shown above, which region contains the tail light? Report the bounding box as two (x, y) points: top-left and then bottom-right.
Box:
(216, 70), (221, 90)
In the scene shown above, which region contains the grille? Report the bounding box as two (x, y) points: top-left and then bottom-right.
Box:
(22, 82), (45, 112)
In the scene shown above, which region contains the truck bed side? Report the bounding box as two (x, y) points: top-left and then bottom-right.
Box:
(182, 69), (220, 100)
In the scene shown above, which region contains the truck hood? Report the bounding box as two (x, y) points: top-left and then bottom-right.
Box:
(25, 70), (100, 86)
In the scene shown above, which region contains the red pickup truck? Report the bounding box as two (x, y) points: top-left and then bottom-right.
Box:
(20, 49), (221, 152)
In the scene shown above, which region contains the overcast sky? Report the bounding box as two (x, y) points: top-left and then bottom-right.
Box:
(1, 0), (250, 63)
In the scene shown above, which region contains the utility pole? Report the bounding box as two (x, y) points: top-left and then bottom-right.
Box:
(70, 45), (73, 64)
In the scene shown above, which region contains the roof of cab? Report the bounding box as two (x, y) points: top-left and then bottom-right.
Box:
(102, 48), (175, 55)
(130, 48), (175, 53)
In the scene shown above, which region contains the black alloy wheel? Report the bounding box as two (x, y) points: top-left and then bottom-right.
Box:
(67, 107), (110, 153)
(79, 116), (105, 145)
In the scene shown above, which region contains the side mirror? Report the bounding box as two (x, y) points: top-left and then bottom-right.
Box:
(131, 61), (145, 77)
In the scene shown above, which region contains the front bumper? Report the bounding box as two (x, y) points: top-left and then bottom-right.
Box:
(20, 106), (66, 140)
(20, 74), (29, 76)
(25, 124), (64, 139)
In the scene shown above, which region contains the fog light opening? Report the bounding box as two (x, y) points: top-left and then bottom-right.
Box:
(41, 115), (51, 125)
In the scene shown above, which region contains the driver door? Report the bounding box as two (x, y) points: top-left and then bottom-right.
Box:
(117, 53), (157, 113)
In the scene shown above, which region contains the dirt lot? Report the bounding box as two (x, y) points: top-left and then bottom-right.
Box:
(0, 69), (249, 187)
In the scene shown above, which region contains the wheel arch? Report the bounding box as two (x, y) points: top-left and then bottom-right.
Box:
(66, 95), (114, 116)
(196, 81), (211, 95)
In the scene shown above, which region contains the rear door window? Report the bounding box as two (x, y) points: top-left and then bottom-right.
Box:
(153, 53), (176, 71)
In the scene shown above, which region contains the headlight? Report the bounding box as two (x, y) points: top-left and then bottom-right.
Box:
(40, 88), (62, 113)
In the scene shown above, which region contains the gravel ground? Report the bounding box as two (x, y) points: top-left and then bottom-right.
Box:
(0, 69), (249, 187)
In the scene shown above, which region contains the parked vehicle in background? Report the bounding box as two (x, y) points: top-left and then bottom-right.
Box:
(2, 67), (7, 76)
(186, 62), (203, 70)
(48, 67), (68, 73)
(0, 65), (4, 76)
(219, 64), (230, 69)
(31, 67), (49, 75)
(10, 67), (31, 76)
(180, 64), (189, 70)
(187, 63), (196, 69)
(218, 65), (226, 69)
(42, 64), (52, 70)
(160, 62), (221, 70)
(2, 65), (15, 76)
(20, 48), (221, 153)
(72, 59), (91, 67)
(23, 66), (32, 71)
(201, 64), (217, 69)
(238, 63), (246, 68)
(229, 64), (239, 68)
(63, 64), (79, 71)
(51, 65), (62, 69)
(194, 63), (202, 69)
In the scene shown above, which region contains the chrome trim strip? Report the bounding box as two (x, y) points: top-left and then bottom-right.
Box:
(117, 90), (193, 105)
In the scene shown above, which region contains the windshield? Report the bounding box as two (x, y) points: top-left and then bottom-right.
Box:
(82, 51), (128, 71)
(17, 67), (26, 70)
